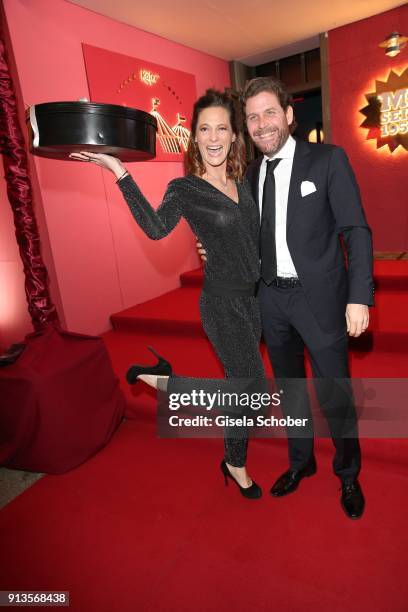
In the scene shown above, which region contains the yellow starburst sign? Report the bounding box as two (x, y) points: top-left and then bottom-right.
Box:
(360, 67), (408, 153)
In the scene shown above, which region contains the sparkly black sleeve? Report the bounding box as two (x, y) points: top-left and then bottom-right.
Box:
(117, 174), (182, 240)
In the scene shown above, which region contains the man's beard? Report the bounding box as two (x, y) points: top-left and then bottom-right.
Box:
(253, 126), (289, 156)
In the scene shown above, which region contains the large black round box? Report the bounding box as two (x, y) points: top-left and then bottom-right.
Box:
(26, 101), (157, 161)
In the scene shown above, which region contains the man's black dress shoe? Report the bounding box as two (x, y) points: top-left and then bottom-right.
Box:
(340, 480), (365, 519)
(270, 458), (317, 497)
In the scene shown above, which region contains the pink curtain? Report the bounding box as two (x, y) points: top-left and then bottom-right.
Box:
(0, 14), (59, 331)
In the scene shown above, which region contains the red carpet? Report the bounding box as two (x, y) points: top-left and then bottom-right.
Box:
(1, 422), (407, 611)
(1, 261), (407, 611)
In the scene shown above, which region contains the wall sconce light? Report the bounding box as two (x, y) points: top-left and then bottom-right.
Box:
(379, 32), (407, 57)
(308, 124), (324, 144)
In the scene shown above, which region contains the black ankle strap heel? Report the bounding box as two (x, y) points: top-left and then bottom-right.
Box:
(126, 346), (173, 385)
(220, 459), (262, 499)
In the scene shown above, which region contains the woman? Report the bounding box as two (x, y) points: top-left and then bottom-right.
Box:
(70, 89), (265, 499)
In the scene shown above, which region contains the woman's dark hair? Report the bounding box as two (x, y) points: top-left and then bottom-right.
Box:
(185, 89), (246, 181)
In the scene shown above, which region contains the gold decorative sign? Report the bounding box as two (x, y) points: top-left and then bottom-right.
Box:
(140, 69), (159, 86)
(82, 44), (196, 161)
(360, 67), (408, 152)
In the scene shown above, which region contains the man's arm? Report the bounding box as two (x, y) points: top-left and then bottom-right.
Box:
(327, 146), (374, 336)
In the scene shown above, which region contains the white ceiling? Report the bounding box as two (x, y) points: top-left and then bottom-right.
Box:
(67, 0), (406, 65)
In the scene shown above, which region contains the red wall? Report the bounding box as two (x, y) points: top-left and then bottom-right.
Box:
(1, 0), (230, 343)
(0, 176), (33, 350)
(328, 5), (408, 251)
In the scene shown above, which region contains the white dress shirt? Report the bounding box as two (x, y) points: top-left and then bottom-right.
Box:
(258, 135), (298, 278)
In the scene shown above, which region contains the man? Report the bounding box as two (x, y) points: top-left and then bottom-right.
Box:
(199, 77), (374, 519)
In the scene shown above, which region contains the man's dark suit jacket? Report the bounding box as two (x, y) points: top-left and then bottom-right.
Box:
(246, 138), (374, 333)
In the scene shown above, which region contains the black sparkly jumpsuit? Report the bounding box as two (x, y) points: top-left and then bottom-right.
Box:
(118, 173), (265, 467)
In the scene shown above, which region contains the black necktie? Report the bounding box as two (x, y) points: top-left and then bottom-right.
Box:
(260, 158), (282, 284)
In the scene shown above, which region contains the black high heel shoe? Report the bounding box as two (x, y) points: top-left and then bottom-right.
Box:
(126, 346), (172, 385)
(220, 459), (262, 499)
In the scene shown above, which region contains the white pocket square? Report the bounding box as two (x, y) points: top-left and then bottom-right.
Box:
(301, 181), (317, 197)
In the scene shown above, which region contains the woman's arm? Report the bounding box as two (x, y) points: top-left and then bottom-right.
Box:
(117, 174), (182, 240)
(70, 151), (182, 240)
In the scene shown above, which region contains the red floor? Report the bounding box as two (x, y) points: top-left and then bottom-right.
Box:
(1, 262), (407, 611)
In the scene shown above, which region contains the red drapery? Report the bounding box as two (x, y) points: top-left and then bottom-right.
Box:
(0, 13), (59, 331)
(0, 13), (126, 473)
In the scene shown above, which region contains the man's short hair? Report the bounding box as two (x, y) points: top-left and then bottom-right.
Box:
(242, 76), (293, 111)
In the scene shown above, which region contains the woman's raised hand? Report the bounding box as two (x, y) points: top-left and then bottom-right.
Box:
(69, 151), (125, 179)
